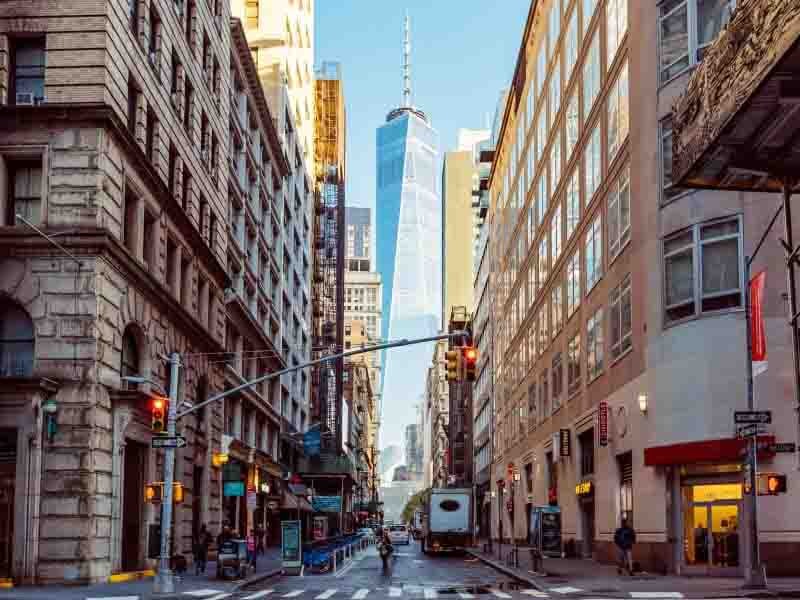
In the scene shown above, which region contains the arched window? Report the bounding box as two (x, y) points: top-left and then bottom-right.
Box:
(0, 297), (34, 377)
(120, 326), (140, 388)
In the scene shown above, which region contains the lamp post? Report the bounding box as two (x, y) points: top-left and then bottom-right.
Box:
(512, 470), (521, 566)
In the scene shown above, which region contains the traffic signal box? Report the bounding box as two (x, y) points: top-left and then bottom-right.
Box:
(144, 481), (184, 504)
(463, 346), (478, 381)
(151, 395), (168, 433)
(445, 350), (462, 382)
(758, 473), (787, 496)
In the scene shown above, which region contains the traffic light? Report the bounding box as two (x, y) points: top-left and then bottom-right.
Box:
(463, 346), (478, 381)
(445, 350), (462, 382)
(173, 481), (185, 504)
(151, 395), (168, 433)
(760, 473), (787, 495)
(145, 482), (163, 503)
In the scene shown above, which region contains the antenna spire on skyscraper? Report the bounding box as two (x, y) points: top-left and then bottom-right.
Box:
(402, 12), (411, 109)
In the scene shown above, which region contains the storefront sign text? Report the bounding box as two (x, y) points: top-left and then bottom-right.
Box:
(575, 481), (593, 496)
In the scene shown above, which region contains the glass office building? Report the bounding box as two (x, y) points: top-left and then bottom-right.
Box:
(376, 105), (441, 449)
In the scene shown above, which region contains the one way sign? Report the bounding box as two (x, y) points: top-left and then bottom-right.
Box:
(151, 435), (187, 449)
(734, 410), (772, 424)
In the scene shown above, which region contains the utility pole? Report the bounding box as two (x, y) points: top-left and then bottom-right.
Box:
(154, 352), (181, 594)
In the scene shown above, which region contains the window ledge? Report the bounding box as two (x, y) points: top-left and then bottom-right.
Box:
(588, 369), (603, 385)
(662, 306), (745, 331)
(609, 344), (633, 367)
(660, 188), (696, 209)
(658, 64), (697, 91)
(609, 237), (632, 266)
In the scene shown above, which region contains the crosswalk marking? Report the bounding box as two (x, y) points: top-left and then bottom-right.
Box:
(389, 587), (403, 597)
(629, 595), (684, 599)
(184, 591), (226, 598)
(548, 588), (584, 595)
(87, 596), (140, 600)
(352, 589), (369, 600)
(283, 591), (305, 598)
(205, 594), (231, 600)
(316, 589), (338, 599)
(424, 589), (438, 599)
(489, 590), (512, 599)
(243, 592), (274, 600)
(457, 592), (475, 599)
(521, 591), (549, 598)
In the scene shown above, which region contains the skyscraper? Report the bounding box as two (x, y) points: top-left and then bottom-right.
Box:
(376, 15), (441, 450)
(346, 207), (372, 267)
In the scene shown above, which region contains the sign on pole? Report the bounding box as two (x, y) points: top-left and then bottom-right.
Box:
(151, 435), (187, 449)
(598, 401), (609, 446)
(734, 410), (772, 424)
(769, 442), (797, 454)
(737, 423), (760, 439)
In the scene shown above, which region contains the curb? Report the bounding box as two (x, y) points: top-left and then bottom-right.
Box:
(466, 550), (545, 592)
(232, 567), (284, 592)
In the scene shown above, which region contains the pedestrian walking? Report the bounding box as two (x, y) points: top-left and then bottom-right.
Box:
(614, 519), (636, 575)
(193, 524), (212, 575)
(378, 529), (394, 571)
(256, 524), (265, 555)
(247, 529), (257, 571)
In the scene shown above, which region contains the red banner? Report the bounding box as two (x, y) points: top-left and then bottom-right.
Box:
(750, 271), (768, 376)
(598, 401), (608, 446)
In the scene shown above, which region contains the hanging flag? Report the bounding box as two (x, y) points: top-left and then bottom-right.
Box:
(750, 271), (768, 376)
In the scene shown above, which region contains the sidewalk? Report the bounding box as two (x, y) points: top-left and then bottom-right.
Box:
(469, 541), (800, 598)
(0, 548), (283, 600)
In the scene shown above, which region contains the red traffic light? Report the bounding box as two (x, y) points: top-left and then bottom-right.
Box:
(464, 347), (477, 362)
(151, 395), (167, 433)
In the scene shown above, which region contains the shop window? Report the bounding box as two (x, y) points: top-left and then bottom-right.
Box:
(11, 38), (46, 105)
(0, 298), (35, 377)
(580, 428), (594, 476)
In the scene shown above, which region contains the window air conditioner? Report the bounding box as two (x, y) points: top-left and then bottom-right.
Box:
(16, 93), (34, 106)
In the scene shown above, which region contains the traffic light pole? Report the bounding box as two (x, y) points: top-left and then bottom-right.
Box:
(153, 331), (468, 593)
(154, 351), (181, 594)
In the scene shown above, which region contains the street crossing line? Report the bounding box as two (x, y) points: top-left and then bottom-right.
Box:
(520, 591), (549, 598)
(243, 592), (275, 600)
(205, 594), (231, 600)
(316, 589), (338, 599)
(457, 592), (475, 599)
(184, 592), (227, 598)
(389, 587), (403, 597)
(489, 589), (512, 599)
(87, 596), (140, 600)
(548, 587), (585, 594)
(629, 595), (684, 599)
(424, 589), (438, 599)
(352, 589), (370, 599)
(283, 591), (305, 598)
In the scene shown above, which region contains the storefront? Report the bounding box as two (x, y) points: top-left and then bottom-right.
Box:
(576, 479), (595, 558)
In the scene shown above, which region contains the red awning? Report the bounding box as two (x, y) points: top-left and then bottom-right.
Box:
(644, 436), (775, 467)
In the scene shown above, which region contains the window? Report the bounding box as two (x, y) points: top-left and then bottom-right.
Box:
(566, 91), (579, 162)
(585, 125), (602, 201)
(129, 0), (140, 37)
(580, 428), (595, 476)
(585, 213), (603, 291)
(0, 297), (35, 378)
(245, 0), (259, 28)
(8, 161), (42, 225)
(551, 204), (562, 263)
(201, 32), (211, 74)
(540, 369), (550, 421)
(537, 114), (547, 173)
(583, 0), (598, 35)
(619, 452), (633, 525)
(565, 7), (579, 82)
(551, 283), (563, 337)
(184, 80), (194, 136)
(142, 210), (157, 269)
(182, 170), (192, 212)
(552, 352), (563, 411)
(566, 170), (580, 240)
(145, 106), (157, 165)
(659, 0), (735, 83)
(610, 274), (632, 360)
(538, 236), (549, 285)
(537, 42), (547, 100)
(567, 332), (581, 396)
(587, 307), (604, 380)
(606, 0), (628, 66)
(551, 136), (562, 194)
(583, 31), (601, 118)
(608, 165), (631, 259)
(528, 205), (536, 246)
(127, 75), (141, 135)
(12, 39), (45, 105)
(660, 117), (685, 202)
(567, 252), (581, 316)
(538, 308), (548, 354)
(528, 263), (537, 308)
(147, 6), (161, 74)
(166, 237), (178, 293)
(537, 175), (547, 227)
(185, 0), (196, 48)
(525, 462), (534, 493)
(549, 57), (561, 126)
(663, 217), (743, 324)
(607, 62), (629, 162)
(120, 325), (140, 385)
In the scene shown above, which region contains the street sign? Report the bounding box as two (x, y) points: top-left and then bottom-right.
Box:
(151, 435), (187, 449)
(734, 410), (772, 424)
(769, 442), (797, 454)
(737, 424), (760, 438)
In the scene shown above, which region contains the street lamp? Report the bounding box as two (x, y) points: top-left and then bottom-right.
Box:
(122, 374), (168, 396)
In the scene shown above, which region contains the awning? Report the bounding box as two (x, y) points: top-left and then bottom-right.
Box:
(288, 483), (309, 496)
(281, 491), (314, 512)
(297, 496), (314, 512)
(644, 435), (775, 467)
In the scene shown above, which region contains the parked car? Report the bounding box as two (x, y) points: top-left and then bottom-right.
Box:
(216, 539), (249, 579)
(387, 524), (410, 545)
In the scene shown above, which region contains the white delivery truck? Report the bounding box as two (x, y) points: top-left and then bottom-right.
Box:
(421, 488), (474, 554)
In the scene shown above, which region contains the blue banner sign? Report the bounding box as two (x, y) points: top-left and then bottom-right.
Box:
(311, 495), (342, 513)
(223, 481), (245, 497)
(304, 428), (321, 456)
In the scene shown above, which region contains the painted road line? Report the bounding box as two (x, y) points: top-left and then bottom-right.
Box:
(352, 589), (370, 600)
(206, 594), (231, 600)
(548, 588), (584, 595)
(457, 592), (475, 599)
(389, 587), (403, 597)
(184, 592), (227, 597)
(489, 590), (512, 599)
(424, 588), (438, 599)
(87, 597), (140, 600)
(629, 595), (684, 599)
(242, 592), (275, 600)
(283, 591), (305, 598)
(316, 589), (338, 599)
(520, 591), (549, 598)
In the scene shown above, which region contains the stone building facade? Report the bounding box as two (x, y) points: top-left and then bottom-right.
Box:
(0, 0), (235, 584)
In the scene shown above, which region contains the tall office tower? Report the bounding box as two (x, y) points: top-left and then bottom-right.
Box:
(346, 206), (372, 267)
(232, 0), (315, 164)
(376, 15), (441, 450)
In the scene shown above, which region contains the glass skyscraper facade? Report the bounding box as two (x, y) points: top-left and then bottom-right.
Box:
(376, 106), (441, 450)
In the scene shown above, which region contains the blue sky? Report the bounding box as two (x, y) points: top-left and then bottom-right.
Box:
(315, 1), (529, 210)
(314, 1), (529, 454)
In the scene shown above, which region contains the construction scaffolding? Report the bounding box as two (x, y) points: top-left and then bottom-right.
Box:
(312, 63), (346, 451)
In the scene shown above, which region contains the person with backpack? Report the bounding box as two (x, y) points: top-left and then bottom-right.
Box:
(614, 519), (636, 575)
(378, 529), (394, 571)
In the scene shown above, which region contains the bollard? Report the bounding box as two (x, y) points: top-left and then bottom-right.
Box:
(333, 549), (337, 572)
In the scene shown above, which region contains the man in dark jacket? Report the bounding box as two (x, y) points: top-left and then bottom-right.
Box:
(614, 519), (636, 575)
